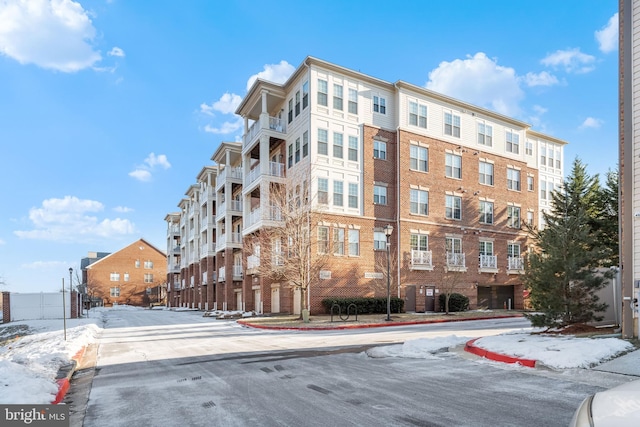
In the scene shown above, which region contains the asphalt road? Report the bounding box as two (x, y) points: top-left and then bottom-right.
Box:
(66, 309), (626, 427)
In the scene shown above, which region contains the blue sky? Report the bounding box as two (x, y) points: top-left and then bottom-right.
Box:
(0, 0), (618, 293)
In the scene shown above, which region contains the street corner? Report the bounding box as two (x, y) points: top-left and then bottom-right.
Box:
(52, 347), (87, 404)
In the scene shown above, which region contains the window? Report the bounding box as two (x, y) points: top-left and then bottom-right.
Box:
(348, 183), (358, 208)
(540, 147), (547, 165)
(333, 84), (343, 110)
(507, 206), (521, 228)
(333, 132), (343, 158)
(479, 201), (494, 224)
(445, 112), (461, 137)
(410, 145), (428, 172)
(445, 153), (462, 179)
(288, 99), (293, 124)
(409, 101), (427, 128)
(318, 226), (329, 253)
(110, 287), (121, 297)
(318, 178), (328, 204)
(348, 88), (358, 114)
(527, 176), (534, 191)
(295, 91), (301, 117)
(318, 129), (328, 155)
(555, 149), (561, 169)
(410, 189), (428, 215)
(373, 185), (387, 205)
(333, 228), (344, 255)
(303, 131), (309, 158)
(508, 243), (521, 258)
(373, 140), (386, 159)
(302, 81), (309, 109)
(135, 260), (140, 268)
(317, 79), (328, 106)
(144, 260), (153, 269)
(295, 138), (301, 163)
(506, 131), (520, 154)
(348, 136), (358, 161)
(527, 210), (534, 226)
(288, 143), (293, 168)
(110, 272), (120, 282)
(525, 140), (533, 156)
(548, 149), (554, 167)
(446, 237), (462, 254)
(348, 229), (360, 256)
(446, 195), (462, 220)
(144, 273), (153, 283)
(374, 231), (387, 250)
(333, 181), (343, 206)
(373, 95), (386, 114)
(478, 122), (493, 146)
(540, 181), (547, 200)
(479, 241), (494, 256)
(479, 161), (494, 185)
(507, 168), (521, 191)
(124, 273), (130, 282)
(410, 234), (428, 251)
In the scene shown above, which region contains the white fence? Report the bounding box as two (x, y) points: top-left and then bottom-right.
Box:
(7, 292), (80, 322)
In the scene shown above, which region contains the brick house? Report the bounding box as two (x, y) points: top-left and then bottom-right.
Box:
(86, 239), (167, 307)
(166, 56), (566, 315)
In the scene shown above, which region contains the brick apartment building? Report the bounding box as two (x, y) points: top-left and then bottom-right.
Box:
(85, 238), (167, 307)
(165, 56), (566, 315)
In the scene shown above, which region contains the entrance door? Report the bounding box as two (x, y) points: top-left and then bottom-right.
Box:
(254, 290), (262, 314)
(271, 286), (280, 313)
(405, 285), (416, 312)
(236, 291), (243, 311)
(425, 286), (436, 311)
(293, 288), (301, 315)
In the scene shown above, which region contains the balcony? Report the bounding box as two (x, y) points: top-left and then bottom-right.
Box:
(168, 263), (180, 274)
(246, 162), (286, 187)
(479, 254), (499, 273)
(247, 255), (260, 271)
(507, 256), (524, 273)
(216, 166), (243, 191)
(167, 224), (180, 235)
(272, 252), (285, 267)
(411, 250), (433, 270)
(218, 267), (226, 282)
(233, 265), (243, 280)
(446, 252), (466, 270)
(200, 242), (216, 258)
(243, 116), (287, 150)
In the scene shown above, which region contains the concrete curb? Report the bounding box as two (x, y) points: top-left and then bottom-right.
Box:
(238, 314), (523, 331)
(53, 347), (86, 404)
(464, 338), (537, 368)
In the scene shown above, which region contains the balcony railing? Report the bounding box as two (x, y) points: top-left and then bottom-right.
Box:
(269, 161), (285, 177)
(244, 116), (287, 149)
(168, 224), (180, 234)
(411, 250), (433, 268)
(247, 208), (262, 227)
(272, 252), (285, 266)
(231, 232), (242, 244)
(218, 166), (243, 183)
(247, 255), (260, 269)
(446, 252), (466, 268)
(479, 254), (498, 269)
(218, 267), (226, 282)
(508, 256), (524, 270)
(268, 116), (286, 133)
(247, 167), (260, 185)
(230, 200), (242, 212)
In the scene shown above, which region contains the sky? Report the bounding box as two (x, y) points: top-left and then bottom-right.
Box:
(0, 306), (634, 404)
(0, 1), (619, 293)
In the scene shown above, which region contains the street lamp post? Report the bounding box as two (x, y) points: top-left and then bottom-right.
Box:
(384, 224), (393, 321)
(62, 278), (67, 341)
(69, 268), (73, 318)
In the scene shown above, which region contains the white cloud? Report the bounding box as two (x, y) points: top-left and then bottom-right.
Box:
(144, 153), (171, 169)
(113, 206), (133, 213)
(541, 48), (596, 74)
(0, 238), (5, 245)
(14, 196), (135, 242)
(246, 60), (295, 91)
(129, 153), (171, 181)
(108, 46), (125, 57)
(21, 260), (68, 270)
(204, 117), (243, 135)
(0, 0), (102, 72)
(200, 92), (242, 116)
(533, 105), (548, 115)
(522, 71), (560, 87)
(425, 52), (524, 116)
(596, 13), (618, 54)
(128, 169), (152, 182)
(580, 117), (603, 129)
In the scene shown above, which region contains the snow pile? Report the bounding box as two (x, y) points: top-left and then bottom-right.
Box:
(368, 335), (470, 358)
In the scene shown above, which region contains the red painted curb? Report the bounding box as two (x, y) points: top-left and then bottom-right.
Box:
(238, 314), (523, 331)
(464, 338), (536, 368)
(52, 346), (86, 404)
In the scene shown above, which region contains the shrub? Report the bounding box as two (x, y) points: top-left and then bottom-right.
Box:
(321, 297), (404, 314)
(438, 293), (469, 312)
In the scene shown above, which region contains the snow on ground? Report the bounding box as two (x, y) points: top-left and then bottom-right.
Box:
(0, 306), (635, 404)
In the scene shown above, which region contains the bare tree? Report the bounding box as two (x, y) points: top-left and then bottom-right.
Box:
(245, 170), (329, 320)
(438, 266), (468, 314)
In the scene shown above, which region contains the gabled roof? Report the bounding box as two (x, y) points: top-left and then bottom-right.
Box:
(86, 238), (166, 269)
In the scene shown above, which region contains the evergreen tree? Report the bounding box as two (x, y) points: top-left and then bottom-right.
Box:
(525, 158), (609, 329)
(593, 168), (619, 267)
